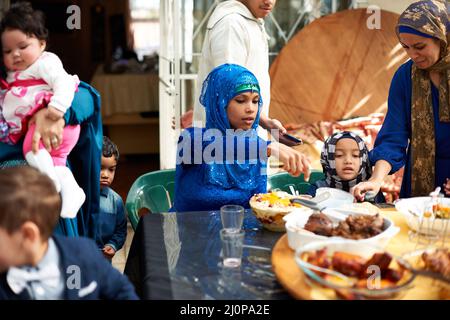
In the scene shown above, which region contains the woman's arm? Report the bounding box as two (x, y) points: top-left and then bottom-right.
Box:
(352, 63), (411, 200)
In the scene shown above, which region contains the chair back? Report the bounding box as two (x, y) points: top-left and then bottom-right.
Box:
(126, 169), (175, 230)
(268, 169), (325, 195)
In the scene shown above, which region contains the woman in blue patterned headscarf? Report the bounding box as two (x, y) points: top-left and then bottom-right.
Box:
(353, 0), (450, 200)
(173, 64), (310, 211)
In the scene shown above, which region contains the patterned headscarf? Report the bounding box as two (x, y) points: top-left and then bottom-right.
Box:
(397, 0), (450, 196)
(199, 64), (264, 190)
(320, 132), (372, 192)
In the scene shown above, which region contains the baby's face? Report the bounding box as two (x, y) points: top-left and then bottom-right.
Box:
(0, 227), (26, 272)
(1, 29), (45, 71)
(334, 138), (361, 181)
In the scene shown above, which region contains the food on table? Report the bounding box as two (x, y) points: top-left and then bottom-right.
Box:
(421, 248), (450, 280)
(304, 213), (334, 236)
(303, 213), (385, 240)
(434, 204), (450, 219)
(300, 248), (407, 300)
(249, 191), (307, 232)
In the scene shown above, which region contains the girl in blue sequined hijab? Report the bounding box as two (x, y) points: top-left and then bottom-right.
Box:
(173, 64), (269, 212)
(200, 63), (262, 133)
(199, 64), (264, 191)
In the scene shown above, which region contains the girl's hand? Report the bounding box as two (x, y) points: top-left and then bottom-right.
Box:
(351, 180), (382, 202)
(265, 118), (287, 134)
(269, 142), (311, 179)
(29, 108), (65, 153)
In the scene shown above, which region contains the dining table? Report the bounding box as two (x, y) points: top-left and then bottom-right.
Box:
(124, 205), (449, 300)
(123, 209), (292, 300)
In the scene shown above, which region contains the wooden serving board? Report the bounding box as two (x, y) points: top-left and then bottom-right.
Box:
(271, 234), (313, 299)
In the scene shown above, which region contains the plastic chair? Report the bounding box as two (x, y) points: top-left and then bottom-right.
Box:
(126, 169), (175, 230)
(268, 169), (325, 195)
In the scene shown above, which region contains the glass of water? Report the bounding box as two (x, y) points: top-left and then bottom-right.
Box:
(220, 205), (244, 233)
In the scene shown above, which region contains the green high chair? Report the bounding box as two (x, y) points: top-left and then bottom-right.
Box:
(268, 169), (325, 195)
(126, 169), (176, 230)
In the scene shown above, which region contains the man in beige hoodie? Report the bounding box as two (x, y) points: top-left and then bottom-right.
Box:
(193, 0), (278, 134)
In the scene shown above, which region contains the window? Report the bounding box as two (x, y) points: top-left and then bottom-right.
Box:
(130, 0), (160, 60)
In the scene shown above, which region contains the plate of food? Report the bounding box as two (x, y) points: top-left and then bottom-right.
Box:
(249, 191), (313, 232)
(283, 208), (399, 249)
(394, 197), (450, 235)
(294, 240), (415, 299)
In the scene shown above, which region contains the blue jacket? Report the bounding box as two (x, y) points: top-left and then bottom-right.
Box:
(93, 187), (127, 251)
(0, 235), (138, 300)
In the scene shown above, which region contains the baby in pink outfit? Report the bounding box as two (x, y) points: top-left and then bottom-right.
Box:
(0, 2), (85, 218)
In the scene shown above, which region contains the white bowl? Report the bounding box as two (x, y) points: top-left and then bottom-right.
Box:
(315, 187), (355, 210)
(323, 202), (380, 217)
(394, 197), (450, 235)
(283, 209), (399, 250)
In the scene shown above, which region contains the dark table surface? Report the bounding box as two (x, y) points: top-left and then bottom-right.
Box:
(124, 209), (292, 300)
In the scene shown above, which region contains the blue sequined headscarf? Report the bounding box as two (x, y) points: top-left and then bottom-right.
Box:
(200, 63), (262, 133)
(199, 64), (265, 190)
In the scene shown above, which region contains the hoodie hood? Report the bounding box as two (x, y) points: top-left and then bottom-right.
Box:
(207, 0), (263, 29)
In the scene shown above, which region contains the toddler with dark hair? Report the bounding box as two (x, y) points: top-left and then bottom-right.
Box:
(93, 136), (127, 261)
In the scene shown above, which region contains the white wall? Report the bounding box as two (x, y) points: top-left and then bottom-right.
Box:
(360, 0), (417, 14)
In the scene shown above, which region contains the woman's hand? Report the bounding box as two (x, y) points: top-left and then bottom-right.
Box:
(351, 179), (383, 202)
(29, 108), (65, 153)
(444, 178), (450, 196)
(269, 142), (311, 179)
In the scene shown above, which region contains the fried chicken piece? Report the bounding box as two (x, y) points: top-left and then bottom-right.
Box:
(304, 247), (331, 277)
(331, 252), (366, 277)
(422, 248), (450, 279)
(304, 213), (334, 236)
(332, 214), (384, 240)
(359, 252), (393, 278)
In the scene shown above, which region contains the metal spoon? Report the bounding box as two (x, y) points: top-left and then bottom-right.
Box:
(290, 191), (331, 211)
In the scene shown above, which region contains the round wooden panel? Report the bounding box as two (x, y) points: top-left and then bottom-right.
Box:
(269, 9), (408, 125)
(271, 234), (312, 299)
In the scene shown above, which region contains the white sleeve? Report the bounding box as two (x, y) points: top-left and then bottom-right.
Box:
(37, 53), (79, 113)
(209, 16), (249, 67)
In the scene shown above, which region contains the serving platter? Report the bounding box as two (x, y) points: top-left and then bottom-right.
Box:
(271, 209), (450, 300)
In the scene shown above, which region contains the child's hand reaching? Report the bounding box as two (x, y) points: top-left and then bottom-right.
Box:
(444, 178), (450, 196)
(46, 105), (65, 121)
(268, 142), (311, 179)
(102, 245), (116, 259)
